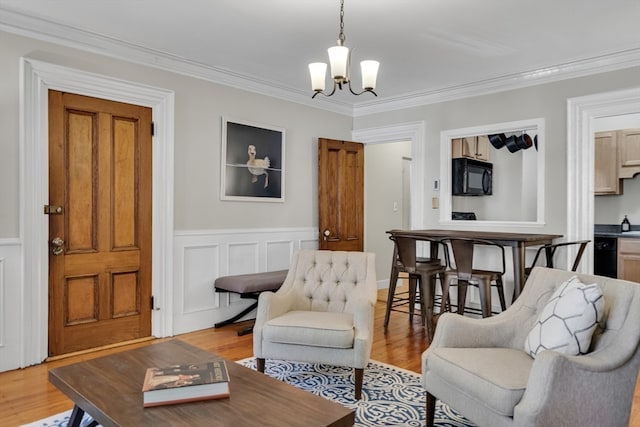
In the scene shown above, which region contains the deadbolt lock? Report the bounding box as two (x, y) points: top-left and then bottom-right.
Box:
(44, 205), (63, 215)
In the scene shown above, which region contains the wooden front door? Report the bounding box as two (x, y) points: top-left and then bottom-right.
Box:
(48, 91), (153, 356)
(318, 138), (364, 251)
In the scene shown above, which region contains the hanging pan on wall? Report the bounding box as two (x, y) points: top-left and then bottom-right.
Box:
(505, 135), (520, 153)
(488, 133), (506, 149)
(487, 131), (538, 153)
(516, 133), (533, 150)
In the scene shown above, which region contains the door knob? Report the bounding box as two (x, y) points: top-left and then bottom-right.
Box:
(51, 237), (64, 256)
(323, 229), (330, 241)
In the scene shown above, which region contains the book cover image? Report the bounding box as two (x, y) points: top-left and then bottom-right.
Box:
(142, 360), (230, 407)
(143, 361), (228, 391)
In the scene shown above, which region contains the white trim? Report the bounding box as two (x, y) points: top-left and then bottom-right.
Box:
(439, 119), (546, 229)
(0, 7), (352, 117)
(2, 7), (640, 118)
(352, 49), (640, 117)
(567, 87), (640, 274)
(172, 227), (317, 334)
(352, 122), (426, 230)
(20, 58), (175, 367)
(0, 239), (21, 371)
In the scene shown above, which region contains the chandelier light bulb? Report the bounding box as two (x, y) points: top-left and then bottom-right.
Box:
(328, 45), (349, 79)
(308, 62), (327, 91)
(360, 60), (379, 90)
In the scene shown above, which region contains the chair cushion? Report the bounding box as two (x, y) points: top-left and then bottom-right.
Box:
(263, 310), (355, 349)
(524, 275), (605, 358)
(214, 270), (288, 294)
(428, 347), (533, 417)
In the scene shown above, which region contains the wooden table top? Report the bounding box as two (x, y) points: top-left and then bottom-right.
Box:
(49, 339), (354, 427)
(387, 229), (562, 246)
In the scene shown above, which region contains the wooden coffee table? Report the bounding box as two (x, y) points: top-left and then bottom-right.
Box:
(49, 339), (355, 427)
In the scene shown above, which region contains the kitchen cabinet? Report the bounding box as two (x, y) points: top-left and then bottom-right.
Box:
(452, 136), (490, 161)
(618, 128), (640, 179)
(617, 238), (640, 282)
(594, 131), (621, 195)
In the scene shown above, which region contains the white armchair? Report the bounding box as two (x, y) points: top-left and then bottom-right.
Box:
(422, 267), (640, 427)
(253, 249), (377, 399)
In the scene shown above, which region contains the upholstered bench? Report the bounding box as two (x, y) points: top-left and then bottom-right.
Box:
(214, 269), (288, 335)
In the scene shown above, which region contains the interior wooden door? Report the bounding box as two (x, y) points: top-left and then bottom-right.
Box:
(318, 138), (364, 251)
(48, 90), (153, 356)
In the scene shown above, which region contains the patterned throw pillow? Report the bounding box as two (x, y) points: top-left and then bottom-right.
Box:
(524, 276), (605, 358)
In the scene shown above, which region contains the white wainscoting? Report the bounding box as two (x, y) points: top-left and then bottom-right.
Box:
(0, 239), (22, 372)
(172, 227), (318, 335)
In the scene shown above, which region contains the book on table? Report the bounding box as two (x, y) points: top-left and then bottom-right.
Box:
(142, 360), (230, 407)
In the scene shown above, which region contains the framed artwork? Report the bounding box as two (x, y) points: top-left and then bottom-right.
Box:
(221, 117), (285, 202)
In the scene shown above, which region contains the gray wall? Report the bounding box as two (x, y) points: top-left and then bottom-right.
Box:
(0, 30), (353, 238)
(365, 141), (412, 282)
(354, 67), (640, 235)
(3, 29), (640, 275)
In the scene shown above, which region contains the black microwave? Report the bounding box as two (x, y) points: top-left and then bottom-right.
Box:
(452, 158), (493, 196)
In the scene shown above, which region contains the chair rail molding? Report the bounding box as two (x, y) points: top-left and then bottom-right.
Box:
(19, 57), (175, 368)
(173, 227), (317, 334)
(567, 86), (640, 274)
(0, 239), (21, 372)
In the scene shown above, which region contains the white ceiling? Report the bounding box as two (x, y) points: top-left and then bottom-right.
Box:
(1, 0), (640, 112)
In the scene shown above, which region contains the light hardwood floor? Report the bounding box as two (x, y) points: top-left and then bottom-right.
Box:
(1, 289), (639, 426)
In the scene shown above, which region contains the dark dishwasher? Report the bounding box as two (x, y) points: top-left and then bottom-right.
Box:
(594, 236), (617, 278)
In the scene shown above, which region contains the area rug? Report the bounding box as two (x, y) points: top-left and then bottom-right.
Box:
(23, 359), (475, 427)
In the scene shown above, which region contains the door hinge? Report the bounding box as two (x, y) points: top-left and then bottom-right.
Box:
(151, 121), (155, 136)
(151, 296), (155, 310)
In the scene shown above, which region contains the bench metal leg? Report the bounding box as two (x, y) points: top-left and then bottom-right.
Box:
(214, 299), (258, 328)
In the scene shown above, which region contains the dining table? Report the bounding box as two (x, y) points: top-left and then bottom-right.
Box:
(386, 229), (563, 300)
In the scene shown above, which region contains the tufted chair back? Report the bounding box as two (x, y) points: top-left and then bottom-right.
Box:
(280, 249), (377, 313)
(253, 249), (377, 400)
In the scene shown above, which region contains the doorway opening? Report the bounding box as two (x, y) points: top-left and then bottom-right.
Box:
(567, 87), (640, 273)
(354, 122), (425, 286)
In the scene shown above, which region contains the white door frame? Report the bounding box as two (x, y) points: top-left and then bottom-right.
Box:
(353, 121), (426, 230)
(19, 58), (175, 366)
(567, 86), (640, 273)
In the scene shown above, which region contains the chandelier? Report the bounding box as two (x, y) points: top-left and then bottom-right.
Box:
(308, 0), (379, 98)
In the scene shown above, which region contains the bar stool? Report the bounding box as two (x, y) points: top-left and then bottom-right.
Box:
(515, 239), (590, 302)
(384, 235), (448, 340)
(525, 240), (590, 280)
(441, 238), (507, 318)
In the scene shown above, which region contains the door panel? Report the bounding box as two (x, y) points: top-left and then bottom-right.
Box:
(318, 138), (364, 251)
(48, 90), (152, 356)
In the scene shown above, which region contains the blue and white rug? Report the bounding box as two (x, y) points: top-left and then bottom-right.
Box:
(240, 358), (474, 427)
(23, 359), (474, 427)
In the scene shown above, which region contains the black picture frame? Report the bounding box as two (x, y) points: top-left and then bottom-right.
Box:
(221, 117), (285, 202)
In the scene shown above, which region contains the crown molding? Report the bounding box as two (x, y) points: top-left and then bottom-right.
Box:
(2, 6), (639, 119)
(352, 48), (640, 117)
(0, 7), (354, 116)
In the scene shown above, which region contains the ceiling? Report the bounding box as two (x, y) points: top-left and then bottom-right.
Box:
(1, 0), (640, 113)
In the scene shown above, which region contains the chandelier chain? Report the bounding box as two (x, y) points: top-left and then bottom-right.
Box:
(338, 0), (345, 45)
